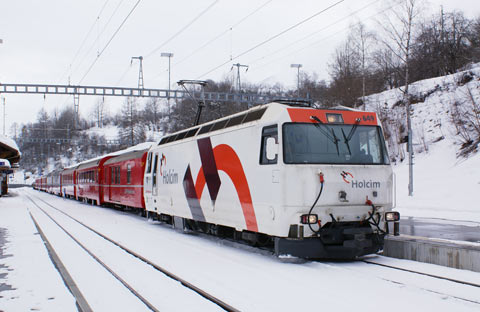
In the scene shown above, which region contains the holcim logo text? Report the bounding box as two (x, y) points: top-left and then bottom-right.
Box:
(351, 180), (381, 188)
(163, 169), (179, 184)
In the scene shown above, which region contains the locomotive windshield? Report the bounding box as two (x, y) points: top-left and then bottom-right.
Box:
(283, 123), (390, 165)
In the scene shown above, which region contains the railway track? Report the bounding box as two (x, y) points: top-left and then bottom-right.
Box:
(26, 189), (480, 309)
(25, 192), (238, 312)
(354, 259), (480, 305)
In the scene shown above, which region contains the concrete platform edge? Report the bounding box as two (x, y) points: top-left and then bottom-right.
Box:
(383, 235), (480, 273)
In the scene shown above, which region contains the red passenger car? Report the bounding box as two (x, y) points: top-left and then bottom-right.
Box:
(41, 176), (47, 191)
(102, 148), (149, 210)
(46, 169), (62, 196)
(76, 156), (113, 204)
(61, 165), (77, 199)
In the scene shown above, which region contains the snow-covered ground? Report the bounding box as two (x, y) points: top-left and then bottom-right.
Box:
(1, 188), (479, 311)
(394, 138), (480, 223)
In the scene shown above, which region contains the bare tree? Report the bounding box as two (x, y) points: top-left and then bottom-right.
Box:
(350, 22), (375, 109)
(92, 98), (106, 128)
(328, 40), (362, 107)
(144, 98), (161, 131)
(119, 97), (145, 146)
(377, 0), (424, 196)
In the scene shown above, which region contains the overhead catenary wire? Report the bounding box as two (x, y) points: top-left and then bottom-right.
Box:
(248, 0), (381, 68)
(252, 0), (404, 83)
(57, 0), (110, 84)
(195, 0), (345, 80)
(68, 0), (127, 84)
(174, 0), (273, 67)
(79, 0), (143, 84)
(149, 0), (273, 84)
(144, 0), (220, 59)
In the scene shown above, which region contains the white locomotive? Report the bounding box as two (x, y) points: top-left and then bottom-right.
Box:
(144, 102), (399, 259)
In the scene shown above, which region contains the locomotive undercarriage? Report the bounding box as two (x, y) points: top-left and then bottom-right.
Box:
(144, 211), (383, 259)
(276, 221), (384, 259)
(146, 211), (274, 247)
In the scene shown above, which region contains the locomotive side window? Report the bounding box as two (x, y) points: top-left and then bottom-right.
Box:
(111, 167), (114, 185)
(152, 154), (159, 188)
(127, 164), (131, 184)
(146, 152), (152, 173)
(260, 125), (278, 165)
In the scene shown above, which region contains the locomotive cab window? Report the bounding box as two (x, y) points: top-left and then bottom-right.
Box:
(260, 125), (278, 165)
(283, 123), (389, 165)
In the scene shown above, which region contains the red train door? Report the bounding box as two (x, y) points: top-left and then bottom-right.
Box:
(109, 166), (113, 200)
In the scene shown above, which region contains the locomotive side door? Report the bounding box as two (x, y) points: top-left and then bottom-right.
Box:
(109, 166), (113, 200)
(143, 152), (153, 209)
(152, 153), (159, 197)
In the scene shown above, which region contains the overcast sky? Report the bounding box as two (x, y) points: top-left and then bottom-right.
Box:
(1, 0), (479, 135)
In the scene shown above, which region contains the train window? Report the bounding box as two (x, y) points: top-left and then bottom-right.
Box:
(198, 123), (214, 135)
(146, 153), (152, 173)
(175, 130), (189, 141)
(260, 125), (278, 165)
(283, 123), (389, 165)
(225, 113), (247, 128)
(159, 137), (169, 145)
(244, 108), (267, 123)
(184, 127), (199, 138)
(127, 164), (131, 184)
(210, 119), (229, 132)
(152, 154), (158, 187)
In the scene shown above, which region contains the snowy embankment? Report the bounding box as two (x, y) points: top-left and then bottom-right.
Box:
(365, 64), (480, 224)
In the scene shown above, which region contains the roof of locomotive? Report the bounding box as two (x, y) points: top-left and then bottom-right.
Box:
(156, 102), (379, 146)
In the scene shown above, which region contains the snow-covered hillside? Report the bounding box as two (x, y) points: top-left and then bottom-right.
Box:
(364, 64), (480, 222)
(365, 63), (480, 159)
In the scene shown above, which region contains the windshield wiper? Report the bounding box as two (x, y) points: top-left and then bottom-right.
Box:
(346, 118), (361, 141)
(310, 116), (340, 155)
(341, 128), (351, 155)
(341, 118), (361, 155)
(330, 128), (340, 155)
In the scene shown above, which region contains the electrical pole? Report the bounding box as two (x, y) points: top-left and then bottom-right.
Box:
(73, 93), (80, 130)
(231, 63), (249, 107)
(161, 52), (174, 117)
(2, 97), (5, 135)
(131, 56), (144, 89)
(290, 64), (302, 98)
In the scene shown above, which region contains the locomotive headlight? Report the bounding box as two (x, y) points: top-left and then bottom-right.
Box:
(385, 211), (400, 222)
(300, 214), (318, 224)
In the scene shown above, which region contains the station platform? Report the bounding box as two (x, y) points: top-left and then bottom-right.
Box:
(384, 217), (480, 272)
